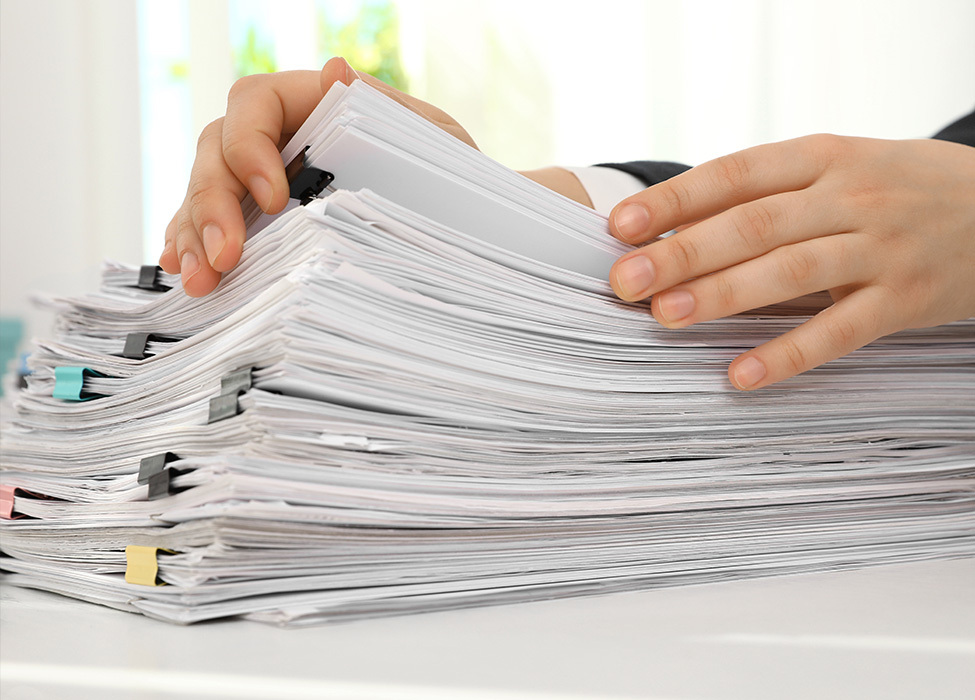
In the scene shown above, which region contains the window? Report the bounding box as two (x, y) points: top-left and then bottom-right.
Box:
(135, 0), (975, 260)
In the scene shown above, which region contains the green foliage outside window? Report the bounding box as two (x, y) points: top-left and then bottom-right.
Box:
(167, 61), (189, 81)
(317, 1), (408, 91)
(164, 2), (406, 88)
(234, 25), (277, 78)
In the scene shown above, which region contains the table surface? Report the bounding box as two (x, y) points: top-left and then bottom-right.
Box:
(1, 558), (973, 700)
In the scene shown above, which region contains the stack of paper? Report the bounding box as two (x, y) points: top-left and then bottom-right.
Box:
(1, 81), (973, 626)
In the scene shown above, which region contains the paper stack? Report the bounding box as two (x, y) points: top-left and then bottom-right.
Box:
(1, 81), (973, 625)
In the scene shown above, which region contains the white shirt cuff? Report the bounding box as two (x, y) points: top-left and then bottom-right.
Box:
(561, 165), (648, 217)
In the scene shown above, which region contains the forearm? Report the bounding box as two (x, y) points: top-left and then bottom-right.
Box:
(519, 167), (593, 208)
(519, 165), (654, 215)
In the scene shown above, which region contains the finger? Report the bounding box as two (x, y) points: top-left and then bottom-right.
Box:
(321, 56), (452, 125)
(650, 234), (868, 328)
(159, 214), (180, 273)
(350, 67), (453, 125)
(173, 202), (221, 297)
(609, 134), (845, 244)
(320, 54), (358, 90)
(609, 188), (843, 302)
(727, 288), (896, 390)
(335, 59), (479, 150)
(222, 69), (330, 214)
(186, 118), (247, 271)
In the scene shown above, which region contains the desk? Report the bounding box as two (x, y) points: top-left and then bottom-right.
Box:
(1, 558), (973, 700)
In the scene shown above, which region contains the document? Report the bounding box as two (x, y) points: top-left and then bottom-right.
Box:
(1, 80), (973, 626)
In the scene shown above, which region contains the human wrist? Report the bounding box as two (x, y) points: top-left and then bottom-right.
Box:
(519, 167), (594, 208)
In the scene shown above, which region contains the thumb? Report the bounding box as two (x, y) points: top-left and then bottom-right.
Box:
(321, 56), (478, 151)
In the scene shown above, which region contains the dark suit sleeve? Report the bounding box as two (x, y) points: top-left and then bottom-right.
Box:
(599, 108), (974, 188)
(930, 109), (975, 146)
(594, 160), (692, 188)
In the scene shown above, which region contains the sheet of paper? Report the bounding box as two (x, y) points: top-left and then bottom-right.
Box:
(2, 81), (973, 627)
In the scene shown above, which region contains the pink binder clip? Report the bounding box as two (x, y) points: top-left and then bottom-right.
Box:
(1, 484), (20, 519)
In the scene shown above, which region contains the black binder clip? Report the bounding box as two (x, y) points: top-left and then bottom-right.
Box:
(138, 452), (182, 500)
(122, 332), (161, 360)
(208, 393), (240, 423)
(16, 353), (30, 390)
(136, 265), (171, 292)
(122, 332), (177, 360)
(146, 469), (177, 500)
(286, 146), (334, 204)
(220, 367), (253, 395)
(138, 452), (179, 484)
(207, 367), (255, 424)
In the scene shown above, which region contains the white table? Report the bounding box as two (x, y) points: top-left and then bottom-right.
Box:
(1, 558), (973, 700)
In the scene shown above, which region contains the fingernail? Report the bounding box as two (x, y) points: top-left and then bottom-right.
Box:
(657, 290), (695, 323)
(180, 250), (200, 284)
(248, 175), (274, 211)
(202, 224), (226, 266)
(733, 357), (767, 390)
(159, 240), (174, 265)
(613, 203), (650, 241)
(612, 255), (655, 299)
(342, 58), (357, 84)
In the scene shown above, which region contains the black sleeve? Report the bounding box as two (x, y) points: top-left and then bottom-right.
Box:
(598, 108), (974, 188)
(930, 108), (975, 147)
(594, 160), (692, 188)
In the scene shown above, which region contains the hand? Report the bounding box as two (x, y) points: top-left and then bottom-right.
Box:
(606, 135), (975, 390)
(161, 57), (478, 296)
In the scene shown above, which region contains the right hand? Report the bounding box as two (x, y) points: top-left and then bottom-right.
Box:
(161, 56), (478, 296)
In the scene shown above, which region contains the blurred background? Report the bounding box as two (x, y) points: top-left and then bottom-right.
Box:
(1, 0), (974, 380)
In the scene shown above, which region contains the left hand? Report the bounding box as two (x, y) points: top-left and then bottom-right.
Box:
(161, 57), (479, 296)
(606, 134), (975, 390)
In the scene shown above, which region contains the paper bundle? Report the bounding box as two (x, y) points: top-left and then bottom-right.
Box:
(1, 81), (973, 625)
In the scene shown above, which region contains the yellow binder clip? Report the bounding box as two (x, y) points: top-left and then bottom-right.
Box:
(124, 545), (173, 586)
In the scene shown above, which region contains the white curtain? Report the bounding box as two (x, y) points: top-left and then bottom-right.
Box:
(0, 0), (142, 342)
(406, 0), (975, 168)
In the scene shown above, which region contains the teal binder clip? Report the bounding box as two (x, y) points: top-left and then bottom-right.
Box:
(53, 366), (104, 401)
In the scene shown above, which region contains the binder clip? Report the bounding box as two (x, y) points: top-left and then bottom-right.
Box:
(136, 265), (171, 292)
(146, 469), (178, 500)
(53, 366), (105, 401)
(207, 367), (254, 423)
(208, 393), (240, 423)
(287, 146), (335, 204)
(17, 352), (31, 390)
(121, 332), (176, 360)
(1, 485), (47, 520)
(125, 545), (174, 586)
(1, 485), (22, 519)
(137, 452), (179, 484)
(220, 367), (253, 395)
(122, 332), (156, 360)
(138, 453), (183, 500)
